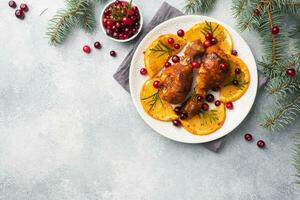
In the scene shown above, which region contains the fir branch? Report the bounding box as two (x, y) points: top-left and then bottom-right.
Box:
(272, 0), (300, 17)
(184, 0), (217, 14)
(290, 24), (300, 50)
(261, 93), (300, 131)
(266, 76), (300, 97)
(149, 41), (174, 57)
(294, 133), (300, 185)
(46, 0), (98, 46)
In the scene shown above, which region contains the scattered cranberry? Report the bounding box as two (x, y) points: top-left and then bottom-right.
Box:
(82, 45), (91, 54)
(110, 50), (117, 57)
(197, 95), (203, 102)
(171, 55), (180, 63)
(286, 68), (296, 77)
(177, 29), (185, 37)
(20, 3), (28, 12)
(174, 106), (181, 115)
(140, 68), (147, 75)
(231, 49), (238, 56)
(219, 63), (229, 73)
(174, 43), (180, 49)
(205, 32), (212, 40)
(94, 41), (102, 49)
(257, 140), (266, 148)
(212, 86), (220, 91)
(9, 1), (17, 8)
(201, 103), (209, 111)
(165, 62), (172, 68)
(15, 9), (24, 19)
(254, 8), (260, 16)
(153, 80), (160, 88)
(179, 112), (187, 120)
(235, 68), (241, 75)
(167, 37), (174, 45)
(244, 133), (253, 141)
(215, 100), (221, 107)
(211, 37), (217, 45)
(191, 61), (200, 68)
(172, 119), (181, 127)
(232, 80), (239, 86)
(226, 102), (233, 110)
(203, 39), (211, 49)
(206, 94), (214, 102)
(271, 26), (280, 35)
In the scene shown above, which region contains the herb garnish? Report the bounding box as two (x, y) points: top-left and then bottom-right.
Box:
(141, 89), (163, 111)
(201, 21), (220, 37)
(198, 110), (219, 125)
(149, 41), (174, 57)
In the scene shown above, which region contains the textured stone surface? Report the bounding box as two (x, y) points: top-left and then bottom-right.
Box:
(0, 0), (299, 199)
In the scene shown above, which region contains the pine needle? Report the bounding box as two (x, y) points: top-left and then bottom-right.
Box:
(293, 133), (300, 185)
(184, 0), (217, 14)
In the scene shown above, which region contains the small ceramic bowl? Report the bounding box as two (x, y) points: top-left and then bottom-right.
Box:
(100, 0), (143, 42)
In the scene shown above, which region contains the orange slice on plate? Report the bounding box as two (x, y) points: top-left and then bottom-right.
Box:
(140, 78), (177, 121)
(184, 21), (233, 54)
(220, 55), (250, 103)
(181, 103), (226, 135)
(144, 34), (186, 78)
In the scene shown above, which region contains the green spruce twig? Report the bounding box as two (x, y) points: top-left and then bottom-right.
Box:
(184, 0), (217, 14)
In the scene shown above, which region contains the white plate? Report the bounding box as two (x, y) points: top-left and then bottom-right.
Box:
(129, 15), (258, 144)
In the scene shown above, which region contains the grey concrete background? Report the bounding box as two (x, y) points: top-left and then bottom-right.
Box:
(0, 0), (300, 199)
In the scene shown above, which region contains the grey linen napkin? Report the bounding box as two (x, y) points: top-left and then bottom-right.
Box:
(113, 2), (266, 152)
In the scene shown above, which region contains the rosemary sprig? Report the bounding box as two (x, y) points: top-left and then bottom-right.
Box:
(198, 110), (219, 125)
(200, 20), (220, 37)
(149, 41), (174, 57)
(141, 89), (163, 111)
(223, 74), (249, 90)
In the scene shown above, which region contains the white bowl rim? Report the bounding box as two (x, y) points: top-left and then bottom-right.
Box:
(129, 15), (258, 144)
(100, 0), (143, 43)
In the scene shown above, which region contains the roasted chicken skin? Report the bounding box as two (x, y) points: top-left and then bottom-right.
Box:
(160, 39), (205, 104)
(183, 46), (230, 118)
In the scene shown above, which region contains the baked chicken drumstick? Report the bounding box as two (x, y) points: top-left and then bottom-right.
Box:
(182, 45), (230, 118)
(160, 40), (205, 104)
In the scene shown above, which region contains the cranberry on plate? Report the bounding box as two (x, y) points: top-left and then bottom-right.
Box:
(102, 0), (142, 41)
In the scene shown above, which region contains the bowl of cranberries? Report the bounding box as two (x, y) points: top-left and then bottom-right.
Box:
(101, 0), (143, 42)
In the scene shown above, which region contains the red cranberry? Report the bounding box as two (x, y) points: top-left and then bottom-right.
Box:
(106, 19), (114, 27)
(115, 22), (121, 28)
(94, 41), (102, 49)
(20, 3), (28, 12)
(254, 8), (260, 16)
(9, 1), (17, 8)
(123, 34), (129, 39)
(232, 80), (239, 86)
(174, 106), (181, 115)
(167, 37), (174, 45)
(197, 95), (204, 102)
(257, 140), (266, 148)
(15, 9), (24, 19)
(128, 7), (135, 16)
(203, 39), (211, 48)
(110, 50), (117, 57)
(112, 32), (118, 38)
(171, 55), (180, 63)
(191, 61), (200, 68)
(140, 68), (147, 75)
(201, 103), (209, 111)
(172, 119), (181, 127)
(286, 68), (296, 77)
(235, 68), (241, 75)
(153, 80), (160, 88)
(226, 102), (233, 110)
(122, 17), (132, 26)
(82, 45), (91, 54)
(215, 100), (221, 107)
(206, 94), (214, 102)
(179, 112), (187, 120)
(219, 63), (229, 73)
(205, 32), (212, 40)
(272, 26), (280, 35)
(231, 49), (238, 56)
(177, 29), (185, 37)
(165, 62), (171, 68)
(211, 37), (218, 45)
(244, 133), (253, 141)
(174, 43), (180, 49)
